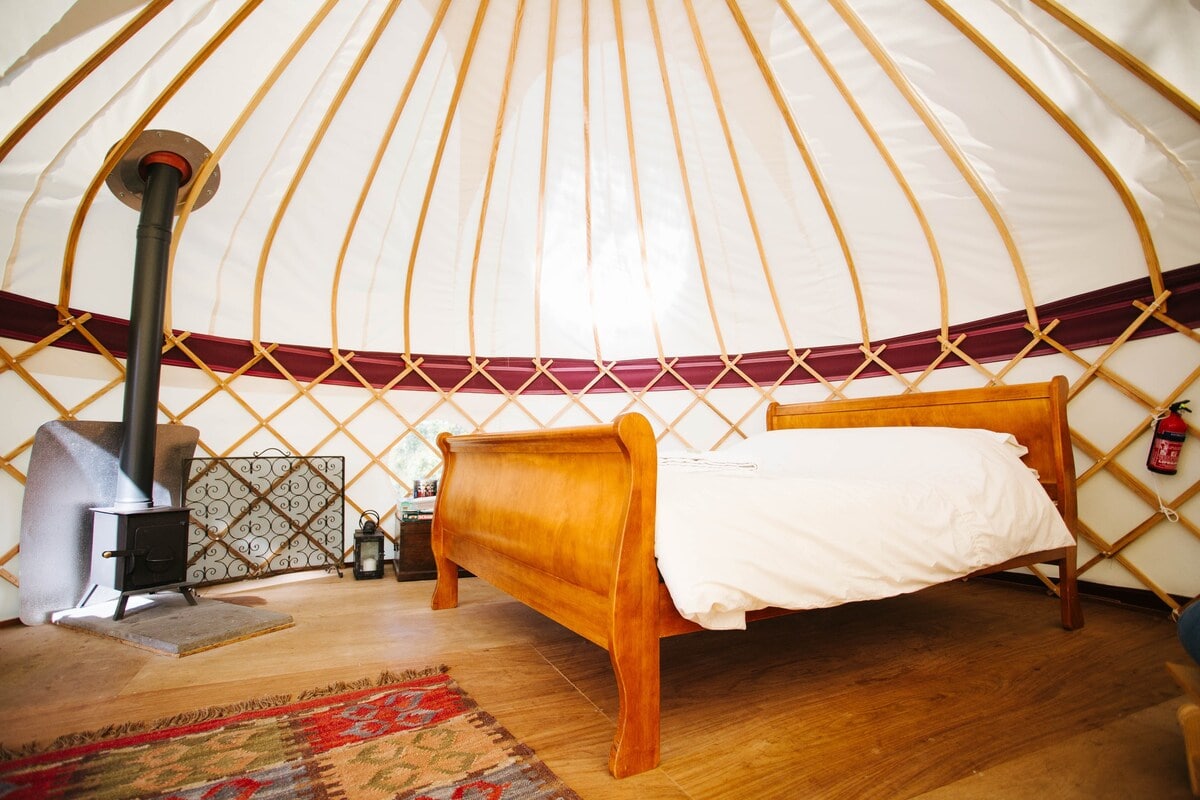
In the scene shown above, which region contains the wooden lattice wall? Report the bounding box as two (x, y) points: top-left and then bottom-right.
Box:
(1, 291), (1197, 621)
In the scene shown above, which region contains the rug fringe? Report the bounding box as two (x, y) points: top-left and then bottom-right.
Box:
(0, 666), (449, 762)
(295, 665), (449, 701)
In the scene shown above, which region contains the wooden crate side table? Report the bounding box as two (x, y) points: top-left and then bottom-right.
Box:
(394, 516), (469, 581)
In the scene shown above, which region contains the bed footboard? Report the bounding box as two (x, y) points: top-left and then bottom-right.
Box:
(430, 413), (661, 777)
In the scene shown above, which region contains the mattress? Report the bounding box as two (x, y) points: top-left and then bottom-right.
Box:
(654, 427), (1075, 630)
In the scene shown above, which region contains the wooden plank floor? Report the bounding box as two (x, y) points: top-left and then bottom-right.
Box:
(0, 571), (1193, 799)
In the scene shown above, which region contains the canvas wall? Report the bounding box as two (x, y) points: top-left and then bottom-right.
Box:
(2, 326), (1196, 624)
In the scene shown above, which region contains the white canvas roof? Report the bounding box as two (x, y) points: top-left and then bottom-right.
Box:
(2, 0), (1198, 362)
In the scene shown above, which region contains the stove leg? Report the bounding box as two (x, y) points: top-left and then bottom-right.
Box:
(78, 584), (99, 608)
(107, 583), (197, 621)
(112, 594), (130, 621)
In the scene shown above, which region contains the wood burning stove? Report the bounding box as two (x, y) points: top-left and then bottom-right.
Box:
(88, 506), (193, 620)
(85, 130), (220, 620)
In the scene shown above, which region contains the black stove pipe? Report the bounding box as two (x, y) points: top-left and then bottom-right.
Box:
(114, 157), (184, 509)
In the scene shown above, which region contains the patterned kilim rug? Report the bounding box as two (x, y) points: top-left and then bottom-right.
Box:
(0, 669), (581, 800)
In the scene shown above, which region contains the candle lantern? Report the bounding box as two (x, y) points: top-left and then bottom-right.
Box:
(353, 510), (385, 580)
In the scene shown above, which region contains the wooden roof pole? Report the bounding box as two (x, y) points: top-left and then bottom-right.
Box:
(253, 0), (406, 347)
(58, 0), (265, 320)
(402, 0), (494, 359)
(533, 0), (562, 363)
(645, 0), (729, 357)
(927, 0), (1165, 302)
(330, 0), (454, 353)
(0, 0), (171, 165)
(827, 0), (1040, 330)
(466, 0), (528, 359)
(768, 0), (949, 341)
(613, 0), (667, 359)
(1030, 0), (1200, 124)
(682, 0), (796, 352)
(170, 0), (343, 333)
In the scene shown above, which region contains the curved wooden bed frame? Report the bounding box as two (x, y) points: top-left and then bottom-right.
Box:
(430, 377), (1082, 777)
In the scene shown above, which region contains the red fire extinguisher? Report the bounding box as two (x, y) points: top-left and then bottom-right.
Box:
(1147, 400), (1191, 475)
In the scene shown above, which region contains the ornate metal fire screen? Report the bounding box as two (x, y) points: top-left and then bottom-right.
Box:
(183, 452), (344, 585)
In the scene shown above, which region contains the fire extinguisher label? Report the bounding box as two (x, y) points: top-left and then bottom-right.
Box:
(1149, 437), (1183, 473)
(1147, 399), (1190, 475)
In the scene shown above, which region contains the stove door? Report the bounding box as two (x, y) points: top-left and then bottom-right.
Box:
(126, 510), (189, 589)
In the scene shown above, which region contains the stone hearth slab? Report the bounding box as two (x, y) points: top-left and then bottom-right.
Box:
(51, 593), (293, 657)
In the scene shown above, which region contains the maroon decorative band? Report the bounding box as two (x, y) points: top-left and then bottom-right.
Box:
(2, 264), (1196, 394)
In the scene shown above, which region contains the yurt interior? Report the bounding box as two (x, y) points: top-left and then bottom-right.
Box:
(2, 1), (1199, 797)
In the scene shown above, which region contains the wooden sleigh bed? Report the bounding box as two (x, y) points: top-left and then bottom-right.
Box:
(429, 377), (1083, 777)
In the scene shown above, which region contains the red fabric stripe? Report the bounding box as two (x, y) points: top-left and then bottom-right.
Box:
(3, 264), (1196, 393)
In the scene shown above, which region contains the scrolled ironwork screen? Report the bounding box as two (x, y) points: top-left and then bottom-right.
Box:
(183, 453), (345, 585)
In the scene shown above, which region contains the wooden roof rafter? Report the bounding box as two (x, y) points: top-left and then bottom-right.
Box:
(58, 0), (267, 320)
(612, 0), (668, 360)
(769, 0), (949, 342)
(645, 0), (730, 358)
(726, 0), (872, 348)
(402, 0), (494, 359)
(1029, 0), (1200, 125)
(927, 0), (1165, 302)
(328, 0), (455, 354)
(169, 0), (343, 333)
(0, 0), (172, 166)
(466, 0), (528, 360)
(252, 0), (406, 346)
(827, 0), (1039, 330)
(682, 0), (795, 354)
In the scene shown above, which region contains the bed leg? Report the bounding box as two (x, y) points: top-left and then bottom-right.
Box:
(430, 542), (459, 611)
(430, 563), (458, 610)
(429, 513), (459, 609)
(607, 626), (660, 777)
(1058, 547), (1083, 630)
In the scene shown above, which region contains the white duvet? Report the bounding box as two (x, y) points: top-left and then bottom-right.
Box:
(654, 427), (1074, 630)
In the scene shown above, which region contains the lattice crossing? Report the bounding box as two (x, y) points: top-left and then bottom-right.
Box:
(1, 295), (1196, 614)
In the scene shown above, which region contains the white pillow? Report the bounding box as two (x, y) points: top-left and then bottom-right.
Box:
(719, 426), (1030, 481)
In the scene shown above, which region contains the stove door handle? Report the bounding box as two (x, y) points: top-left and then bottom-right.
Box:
(101, 548), (147, 559)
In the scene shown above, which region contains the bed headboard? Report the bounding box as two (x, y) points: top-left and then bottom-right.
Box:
(766, 377), (1077, 527)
